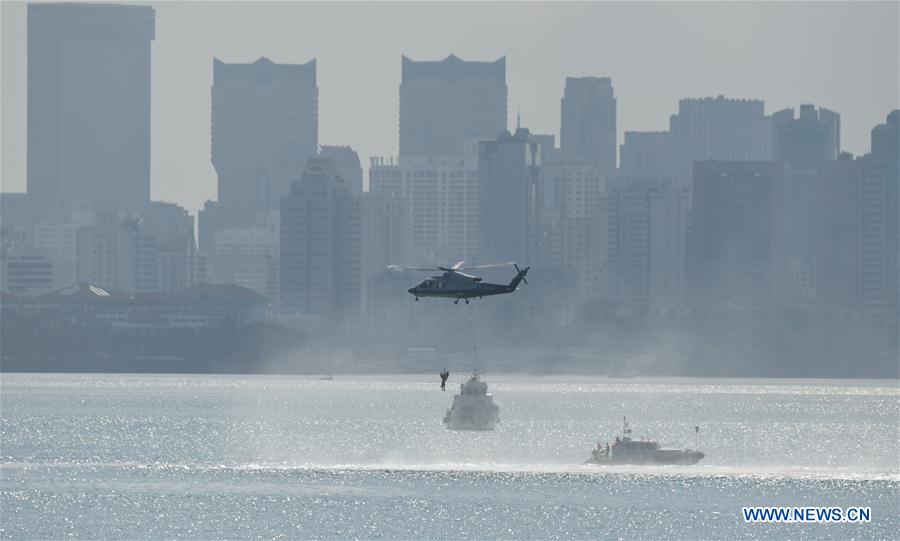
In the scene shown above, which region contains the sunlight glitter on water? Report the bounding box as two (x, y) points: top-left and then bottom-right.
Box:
(2, 374), (898, 539)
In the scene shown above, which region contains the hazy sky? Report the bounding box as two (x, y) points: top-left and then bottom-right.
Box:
(2, 1), (898, 214)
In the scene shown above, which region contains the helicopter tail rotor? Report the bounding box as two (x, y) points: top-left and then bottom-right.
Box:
(509, 264), (530, 289)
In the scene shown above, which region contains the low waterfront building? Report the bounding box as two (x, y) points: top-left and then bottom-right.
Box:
(1, 282), (269, 330)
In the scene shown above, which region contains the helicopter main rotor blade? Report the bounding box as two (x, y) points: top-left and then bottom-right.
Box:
(458, 261), (516, 270)
(390, 261), (516, 273)
(390, 265), (442, 272)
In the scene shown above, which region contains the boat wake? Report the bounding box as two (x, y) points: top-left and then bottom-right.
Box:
(270, 462), (899, 481)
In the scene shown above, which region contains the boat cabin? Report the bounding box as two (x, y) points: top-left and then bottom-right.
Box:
(611, 437), (660, 458)
(460, 375), (488, 395)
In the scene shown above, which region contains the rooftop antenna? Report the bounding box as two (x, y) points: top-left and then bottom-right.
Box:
(516, 110), (521, 130)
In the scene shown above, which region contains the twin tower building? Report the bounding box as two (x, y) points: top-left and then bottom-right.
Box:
(208, 54), (613, 216)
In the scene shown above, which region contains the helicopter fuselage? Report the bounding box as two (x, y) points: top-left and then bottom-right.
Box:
(407, 266), (529, 304)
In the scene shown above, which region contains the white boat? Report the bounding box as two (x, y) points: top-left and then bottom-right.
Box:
(443, 373), (500, 431)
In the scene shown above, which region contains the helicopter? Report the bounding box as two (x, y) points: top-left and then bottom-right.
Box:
(395, 261), (530, 305)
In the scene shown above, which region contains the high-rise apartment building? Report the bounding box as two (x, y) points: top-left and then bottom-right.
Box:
(477, 128), (541, 264)
(369, 156), (479, 264)
(360, 193), (407, 313)
(360, 193), (407, 272)
(605, 179), (690, 315)
(820, 156), (893, 317)
(619, 131), (671, 180)
(772, 105), (841, 308)
(865, 111), (898, 318)
(279, 158), (361, 318)
(536, 163), (605, 299)
(142, 202), (196, 293)
(871, 110), (899, 166)
(560, 77), (616, 177)
(399, 55), (507, 159)
(27, 3), (155, 210)
(691, 161), (788, 314)
(773, 104), (840, 167)
(819, 111), (898, 318)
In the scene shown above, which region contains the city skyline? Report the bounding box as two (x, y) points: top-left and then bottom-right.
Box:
(2, 4), (899, 538)
(2, 1), (898, 214)
(1, 2), (897, 332)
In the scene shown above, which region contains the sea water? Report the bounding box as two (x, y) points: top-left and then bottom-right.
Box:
(1, 374), (898, 539)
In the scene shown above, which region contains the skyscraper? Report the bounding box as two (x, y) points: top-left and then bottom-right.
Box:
(619, 131), (671, 180)
(691, 161), (788, 314)
(860, 111), (898, 317)
(320, 145), (363, 195)
(279, 158), (361, 318)
(212, 57), (318, 213)
(605, 179), (690, 315)
(773, 104), (840, 167)
(535, 163), (605, 299)
(141, 202), (196, 293)
(399, 55), (507, 159)
(560, 77), (617, 178)
(670, 96), (774, 185)
(477, 128), (541, 264)
(870, 110), (899, 185)
(27, 3), (155, 210)
(360, 192), (407, 314)
(772, 104), (841, 308)
(819, 155), (895, 318)
(369, 156), (479, 264)
(817, 109), (900, 320)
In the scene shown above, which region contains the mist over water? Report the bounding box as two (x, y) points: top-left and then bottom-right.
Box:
(2, 373), (898, 538)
